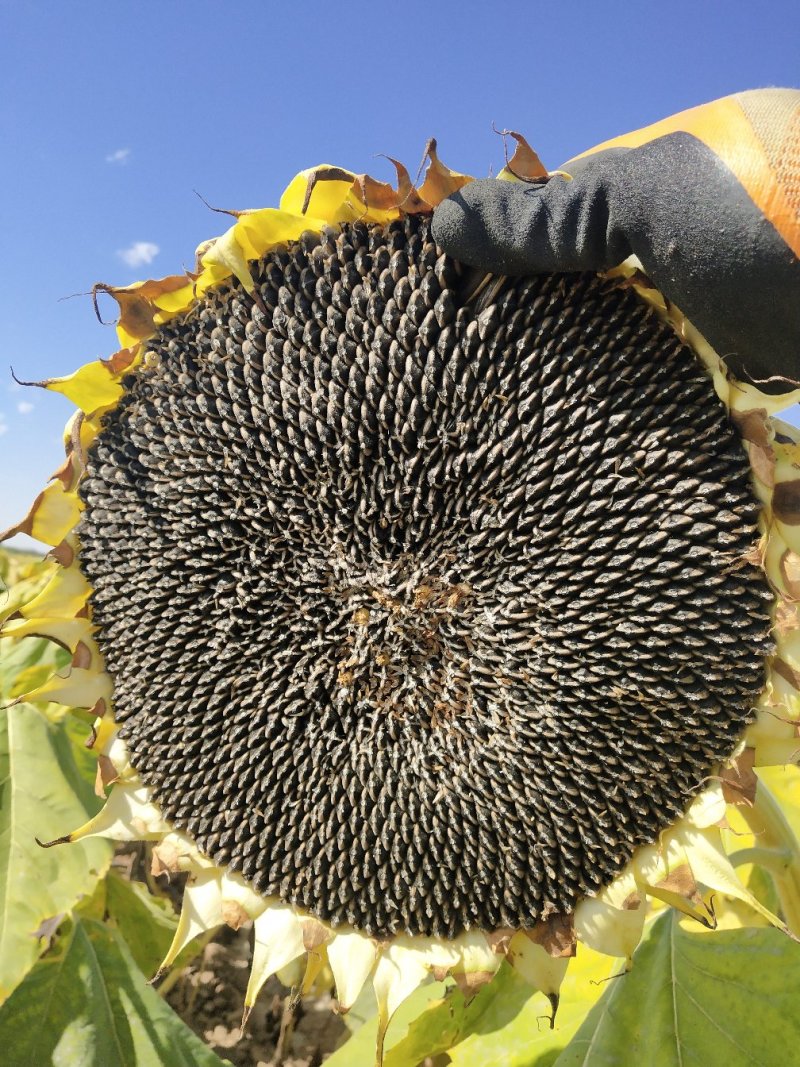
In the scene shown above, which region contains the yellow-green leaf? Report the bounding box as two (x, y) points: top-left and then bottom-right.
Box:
(105, 871), (179, 977)
(0, 913), (230, 1066)
(0, 637), (67, 703)
(0, 547), (51, 615)
(555, 911), (800, 1066)
(328, 946), (615, 1067)
(105, 869), (203, 979)
(0, 701), (111, 1000)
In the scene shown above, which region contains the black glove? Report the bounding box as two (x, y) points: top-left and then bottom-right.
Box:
(432, 89), (800, 393)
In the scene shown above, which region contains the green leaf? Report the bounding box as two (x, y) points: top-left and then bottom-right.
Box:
(760, 764), (800, 840)
(105, 870), (180, 978)
(0, 912), (230, 1066)
(326, 981), (448, 1067)
(0, 550), (53, 621)
(0, 547), (45, 587)
(0, 637), (68, 704)
(328, 946), (614, 1067)
(555, 911), (800, 1067)
(443, 956), (611, 1067)
(0, 701), (112, 1000)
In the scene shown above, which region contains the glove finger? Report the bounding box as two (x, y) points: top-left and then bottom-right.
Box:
(431, 178), (557, 275)
(432, 173), (626, 277)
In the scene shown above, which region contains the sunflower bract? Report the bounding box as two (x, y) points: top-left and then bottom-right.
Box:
(77, 214), (772, 940)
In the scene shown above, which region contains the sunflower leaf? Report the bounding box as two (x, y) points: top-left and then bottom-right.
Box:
(554, 910), (800, 1066)
(325, 981), (449, 1067)
(0, 912), (231, 1066)
(0, 549), (52, 620)
(328, 948), (614, 1067)
(0, 700), (112, 1001)
(104, 867), (213, 981)
(759, 764), (800, 844)
(0, 636), (67, 702)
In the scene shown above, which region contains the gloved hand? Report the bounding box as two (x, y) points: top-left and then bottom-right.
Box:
(432, 89), (800, 393)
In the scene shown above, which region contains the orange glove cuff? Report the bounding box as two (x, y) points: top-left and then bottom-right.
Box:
(566, 90), (800, 258)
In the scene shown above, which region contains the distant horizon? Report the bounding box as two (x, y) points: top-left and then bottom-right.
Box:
(2, 1), (798, 550)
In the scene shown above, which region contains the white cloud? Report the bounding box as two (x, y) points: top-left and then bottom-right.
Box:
(117, 241), (160, 269)
(106, 147), (130, 164)
(17, 400), (33, 415)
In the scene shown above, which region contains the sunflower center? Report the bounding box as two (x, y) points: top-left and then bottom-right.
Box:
(79, 215), (772, 938)
(324, 562), (480, 726)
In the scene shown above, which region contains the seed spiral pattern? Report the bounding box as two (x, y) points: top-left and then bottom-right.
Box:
(79, 215), (772, 938)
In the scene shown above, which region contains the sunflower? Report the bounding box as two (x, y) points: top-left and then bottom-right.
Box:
(4, 135), (800, 1063)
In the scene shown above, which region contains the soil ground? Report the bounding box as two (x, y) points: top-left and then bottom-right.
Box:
(165, 924), (350, 1067)
(116, 845), (350, 1066)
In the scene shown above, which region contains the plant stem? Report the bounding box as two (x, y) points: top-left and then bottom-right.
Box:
(738, 781), (800, 936)
(728, 845), (793, 874)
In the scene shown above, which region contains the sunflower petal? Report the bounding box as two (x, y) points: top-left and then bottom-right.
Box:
(574, 890), (647, 963)
(42, 360), (124, 413)
(11, 667), (112, 709)
(373, 942), (431, 1061)
(157, 870), (224, 974)
(1, 481), (81, 547)
(60, 782), (168, 843)
(678, 825), (785, 929)
(328, 929), (379, 1012)
(244, 905), (306, 1013)
(0, 615), (95, 652)
(507, 930), (570, 1005)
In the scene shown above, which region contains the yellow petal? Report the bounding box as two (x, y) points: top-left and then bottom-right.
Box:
(373, 942), (431, 1062)
(73, 634), (106, 674)
(198, 226), (253, 292)
(412, 934), (462, 977)
(97, 277), (194, 348)
(101, 732), (132, 773)
(12, 667), (112, 709)
(19, 564), (92, 621)
(298, 947), (327, 995)
(1, 481), (81, 548)
(574, 873), (647, 964)
(219, 872), (268, 925)
(60, 407), (103, 463)
(157, 871), (223, 974)
(62, 782), (168, 843)
(507, 931), (569, 998)
(747, 706), (800, 767)
(574, 898), (646, 963)
(236, 208), (325, 262)
(151, 282), (195, 318)
(328, 928), (379, 1012)
(451, 930), (500, 987)
(0, 615), (95, 652)
(685, 782), (728, 828)
(44, 360), (123, 413)
(725, 370), (800, 417)
(676, 825), (784, 929)
(632, 833), (688, 883)
(764, 532), (800, 602)
(280, 168), (354, 218)
(276, 958), (305, 988)
(151, 830), (216, 875)
(245, 905), (306, 1011)
(637, 853), (713, 927)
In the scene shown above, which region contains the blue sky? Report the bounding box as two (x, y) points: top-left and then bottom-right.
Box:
(1, 1), (798, 549)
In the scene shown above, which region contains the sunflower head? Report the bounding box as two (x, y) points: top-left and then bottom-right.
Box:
(4, 135), (800, 1060)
